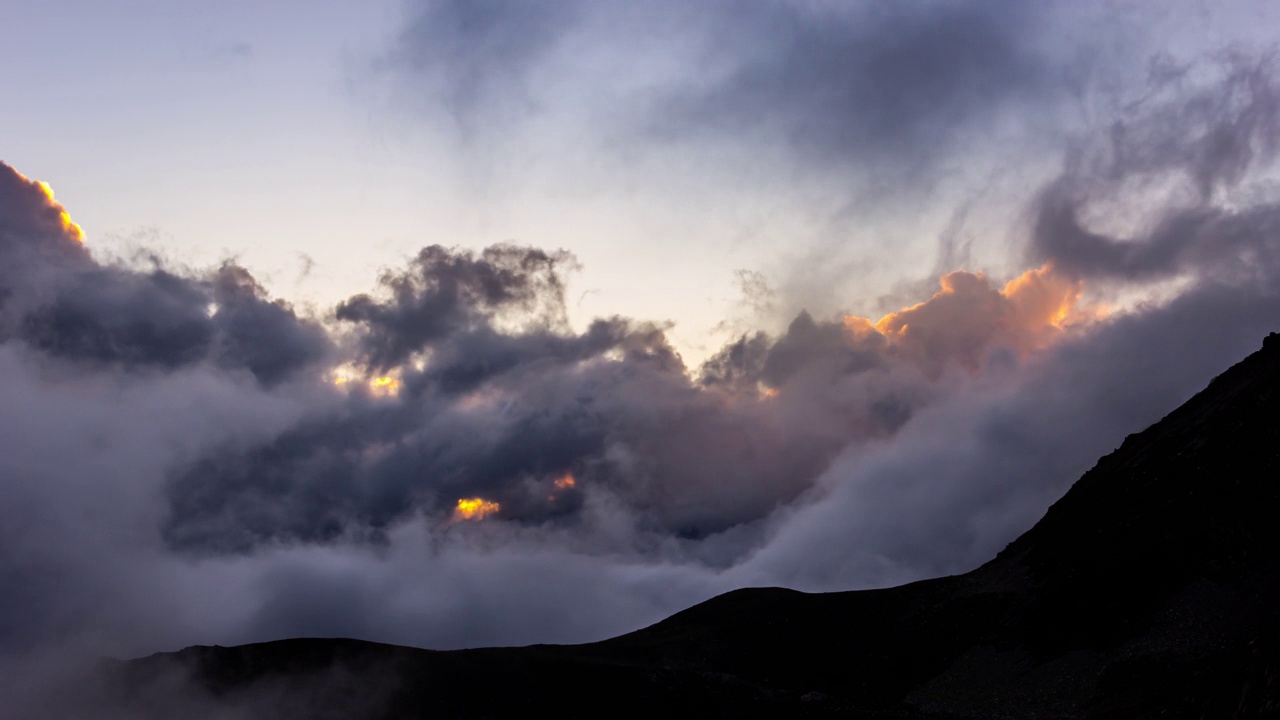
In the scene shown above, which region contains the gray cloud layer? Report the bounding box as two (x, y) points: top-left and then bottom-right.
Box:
(658, 0), (1064, 176)
(1032, 55), (1280, 282)
(395, 0), (1070, 155)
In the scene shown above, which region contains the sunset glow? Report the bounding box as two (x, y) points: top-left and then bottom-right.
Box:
(453, 497), (500, 522)
(33, 181), (84, 243)
(843, 262), (1108, 368)
(11, 169), (86, 244)
(332, 373), (402, 396)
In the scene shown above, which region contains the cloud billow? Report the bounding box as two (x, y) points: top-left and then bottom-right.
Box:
(0, 162), (331, 386)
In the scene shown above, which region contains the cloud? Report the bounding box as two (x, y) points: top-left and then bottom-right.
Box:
(390, 0), (585, 133)
(335, 244), (576, 373)
(1030, 55), (1280, 283)
(0, 162), (88, 253)
(656, 0), (1065, 177)
(384, 0), (1226, 224)
(169, 243), (1099, 557)
(208, 265), (334, 387)
(155, 39), (1280, 629)
(0, 163), (331, 386)
(6, 8), (1280, 716)
(737, 278), (1280, 590)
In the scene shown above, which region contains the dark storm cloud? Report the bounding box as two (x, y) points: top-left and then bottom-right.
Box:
(0, 162), (331, 386)
(12, 261), (331, 385)
(165, 251), (856, 553)
(165, 239), (909, 556)
(759, 311), (884, 387)
(167, 242), (702, 553)
(394, 313), (691, 401)
(390, 0), (1087, 184)
(19, 266), (215, 369)
(697, 330), (771, 392)
(336, 244), (575, 373)
(392, 0), (584, 130)
(659, 0), (1061, 173)
(209, 265), (334, 387)
(745, 275), (1280, 589)
(165, 236), (1095, 556)
(1031, 56), (1280, 282)
(178, 43), (1280, 554)
(741, 54), (1280, 589)
(174, 225), (1066, 556)
(1035, 197), (1280, 283)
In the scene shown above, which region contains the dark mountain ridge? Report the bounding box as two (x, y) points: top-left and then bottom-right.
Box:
(96, 334), (1280, 718)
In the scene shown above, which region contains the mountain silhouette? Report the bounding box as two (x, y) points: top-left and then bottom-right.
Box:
(97, 334), (1280, 718)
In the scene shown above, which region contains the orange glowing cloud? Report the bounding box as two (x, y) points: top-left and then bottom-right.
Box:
(370, 375), (400, 395)
(332, 371), (402, 396)
(844, 262), (1106, 373)
(1000, 262), (1093, 331)
(7, 166), (88, 245)
(453, 497), (500, 521)
(553, 473), (576, 490)
(34, 181), (85, 243)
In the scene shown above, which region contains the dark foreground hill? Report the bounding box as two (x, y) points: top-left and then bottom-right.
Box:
(95, 334), (1280, 718)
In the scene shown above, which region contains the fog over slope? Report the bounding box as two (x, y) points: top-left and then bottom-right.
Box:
(3, 1), (1280, 708)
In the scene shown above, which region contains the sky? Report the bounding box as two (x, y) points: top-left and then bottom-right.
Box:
(5, 0), (1280, 711)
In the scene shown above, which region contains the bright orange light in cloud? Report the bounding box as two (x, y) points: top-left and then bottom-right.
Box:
(8, 167), (86, 244)
(330, 371), (403, 397)
(33, 179), (85, 243)
(453, 497), (500, 521)
(553, 473), (576, 490)
(843, 262), (1107, 373)
(1000, 262), (1096, 332)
